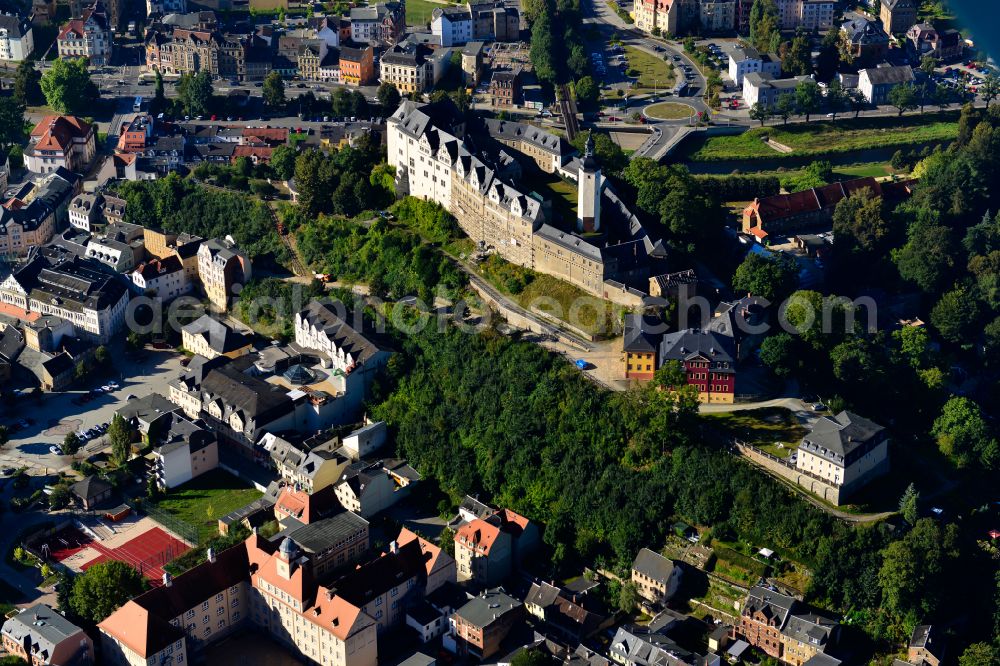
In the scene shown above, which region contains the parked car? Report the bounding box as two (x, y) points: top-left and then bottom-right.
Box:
(49, 446), (62, 455)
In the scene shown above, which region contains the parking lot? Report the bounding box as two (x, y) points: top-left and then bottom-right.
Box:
(0, 346), (186, 475)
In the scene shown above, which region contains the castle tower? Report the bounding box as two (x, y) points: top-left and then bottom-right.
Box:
(577, 134), (602, 233)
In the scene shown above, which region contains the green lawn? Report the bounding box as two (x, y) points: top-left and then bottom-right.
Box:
(702, 407), (808, 456)
(624, 46), (676, 92)
(531, 171), (578, 225)
(682, 112), (960, 161)
(406, 0), (444, 26)
(154, 470), (263, 543)
(645, 102), (694, 120)
(477, 255), (622, 338)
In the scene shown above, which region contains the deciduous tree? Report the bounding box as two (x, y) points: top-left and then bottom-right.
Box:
(69, 561), (145, 623)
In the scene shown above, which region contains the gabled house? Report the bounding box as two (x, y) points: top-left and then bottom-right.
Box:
(858, 65), (915, 105)
(734, 586), (840, 665)
(1, 604), (94, 666)
(795, 410), (889, 498)
(334, 458), (420, 518)
(840, 17), (890, 62)
(180, 315), (251, 360)
(623, 313), (663, 382)
(631, 548), (683, 605)
(524, 579), (612, 641)
(454, 507), (537, 586)
(658, 329), (736, 404)
(736, 587), (796, 660)
(25, 115), (96, 175)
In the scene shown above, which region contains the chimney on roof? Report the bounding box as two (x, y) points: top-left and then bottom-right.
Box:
(389, 540), (398, 554)
(163, 572), (173, 587)
(207, 547), (216, 563)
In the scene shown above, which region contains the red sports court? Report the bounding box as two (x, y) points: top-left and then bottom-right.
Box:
(47, 525), (190, 586)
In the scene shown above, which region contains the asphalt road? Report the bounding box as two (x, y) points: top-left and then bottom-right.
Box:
(0, 344), (186, 476)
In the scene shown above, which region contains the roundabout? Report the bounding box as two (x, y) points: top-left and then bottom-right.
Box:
(644, 101), (697, 121)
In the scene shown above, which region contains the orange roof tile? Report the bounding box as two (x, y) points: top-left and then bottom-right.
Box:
(455, 518), (502, 555)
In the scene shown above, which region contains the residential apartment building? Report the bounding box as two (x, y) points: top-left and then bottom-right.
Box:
(0, 251), (129, 343)
(147, 0), (187, 15)
(610, 623), (709, 666)
(858, 64), (915, 105)
(447, 589), (523, 660)
(269, 435), (352, 493)
(631, 548), (683, 605)
(56, 1), (111, 64)
(131, 255), (191, 301)
(431, 5), (472, 46)
(468, 0), (519, 41)
(699, 0), (735, 32)
(181, 314), (251, 360)
(634, 0), (698, 36)
(489, 68), (521, 106)
(152, 413), (219, 489)
(340, 44), (375, 85)
(335, 459), (420, 518)
(658, 328), (736, 404)
(735, 587), (839, 665)
(380, 43), (435, 94)
(68, 192), (104, 232)
(795, 411), (889, 496)
(196, 236), (251, 312)
(840, 18), (890, 63)
(25, 115), (96, 175)
(144, 228), (203, 283)
(168, 360), (295, 446)
(907, 23), (963, 61)
(797, 0), (835, 31)
(742, 73), (809, 108)
(294, 301), (391, 385)
(880, 0), (916, 34)
(85, 234), (140, 272)
(0, 193), (58, 258)
(454, 507), (537, 586)
(728, 45), (780, 87)
(0, 14), (33, 60)
(349, 2), (404, 44)
(2, 604), (94, 666)
(623, 313), (661, 382)
(145, 28), (253, 81)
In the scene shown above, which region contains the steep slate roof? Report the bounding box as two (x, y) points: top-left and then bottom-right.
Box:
(1, 604), (87, 665)
(859, 65), (915, 85)
(631, 548), (678, 584)
(182, 314), (250, 355)
(623, 313), (663, 354)
(743, 586), (796, 628)
(659, 329), (735, 368)
(782, 611), (838, 650)
(297, 301), (383, 369)
(70, 475), (110, 502)
(801, 411), (885, 461)
(201, 364), (293, 422)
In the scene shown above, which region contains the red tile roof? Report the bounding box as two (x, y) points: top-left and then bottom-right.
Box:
(30, 116), (93, 152)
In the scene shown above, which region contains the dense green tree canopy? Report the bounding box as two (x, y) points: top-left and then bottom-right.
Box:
(39, 58), (97, 114)
(69, 561), (145, 623)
